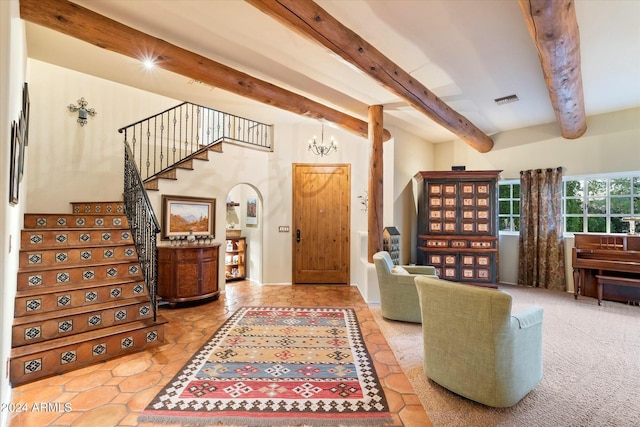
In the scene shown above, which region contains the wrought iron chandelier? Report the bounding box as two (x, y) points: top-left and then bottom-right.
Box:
(308, 125), (337, 157)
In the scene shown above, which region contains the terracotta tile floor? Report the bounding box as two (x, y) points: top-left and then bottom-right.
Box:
(9, 281), (432, 427)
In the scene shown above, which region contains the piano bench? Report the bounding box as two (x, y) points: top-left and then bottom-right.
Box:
(595, 275), (640, 306)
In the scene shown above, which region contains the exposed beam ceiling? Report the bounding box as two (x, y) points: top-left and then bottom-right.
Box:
(20, 0), (392, 142)
(518, 0), (587, 139)
(20, 1), (640, 148)
(246, 0), (494, 153)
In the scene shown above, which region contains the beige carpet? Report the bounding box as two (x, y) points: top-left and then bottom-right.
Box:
(370, 284), (640, 427)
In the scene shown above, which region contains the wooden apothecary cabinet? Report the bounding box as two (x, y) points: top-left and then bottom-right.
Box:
(415, 170), (501, 284)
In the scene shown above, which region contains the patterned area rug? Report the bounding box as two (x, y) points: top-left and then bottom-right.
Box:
(139, 306), (391, 426)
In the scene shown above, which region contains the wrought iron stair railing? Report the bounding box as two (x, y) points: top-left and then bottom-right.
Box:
(123, 141), (160, 321)
(119, 102), (272, 317)
(118, 101), (273, 181)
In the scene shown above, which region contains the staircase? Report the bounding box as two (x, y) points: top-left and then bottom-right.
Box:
(142, 142), (222, 191)
(117, 101), (272, 191)
(10, 201), (167, 386)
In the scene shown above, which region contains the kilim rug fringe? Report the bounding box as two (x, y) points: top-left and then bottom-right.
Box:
(138, 414), (393, 426)
(139, 306), (392, 427)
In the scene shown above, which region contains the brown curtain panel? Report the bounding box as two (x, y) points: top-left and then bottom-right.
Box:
(518, 167), (566, 291)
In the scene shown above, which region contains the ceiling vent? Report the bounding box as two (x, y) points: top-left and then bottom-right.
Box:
(494, 94), (519, 105)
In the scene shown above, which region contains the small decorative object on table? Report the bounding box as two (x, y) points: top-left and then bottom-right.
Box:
(383, 226), (401, 265)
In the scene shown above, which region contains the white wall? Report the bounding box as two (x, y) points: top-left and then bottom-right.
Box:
(26, 60), (180, 212)
(239, 185), (261, 282)
(435, 108), (640, 179)
(0, 0), (27, 418)
(388, 125), (436, 264)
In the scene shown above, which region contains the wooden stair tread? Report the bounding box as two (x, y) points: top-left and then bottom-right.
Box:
(25, 213), (127, 216)
(70, 201), (124, 204)
(10, 316), (168, 358)
(22, 225), (131, 233)
(208, 143), (223, 152)
(141, 143), (222, 190)
(20, 242), (136, 251)
(15, 277), (143, 298)
(12, 296), (151, 326)
(175, 161), (193, 169)
(192, 152), (209, 160)
(19, 258), (142, 273)
(145, 176), (176, 182)
(23, 226), (130, 230)
(156, 171), (177, 179)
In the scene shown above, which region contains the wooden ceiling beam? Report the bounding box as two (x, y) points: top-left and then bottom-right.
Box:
(246, 0), (494, 153)
(518, 0), (587, 139)
(20, 0), (391, 142)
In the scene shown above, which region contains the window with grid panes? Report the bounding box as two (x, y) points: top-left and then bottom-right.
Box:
(564, 174), (640, 234)
(498, 172), (640, 235)
(498, 180), (520, 232)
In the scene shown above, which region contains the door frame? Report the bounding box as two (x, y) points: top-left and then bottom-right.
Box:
(292, 163), (351, 285)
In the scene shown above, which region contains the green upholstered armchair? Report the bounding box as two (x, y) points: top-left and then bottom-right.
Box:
(372, 251), (437, 323)
(414, 276), (543, 407)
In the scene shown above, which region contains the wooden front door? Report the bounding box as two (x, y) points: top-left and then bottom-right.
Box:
(292, 164), (350, 285)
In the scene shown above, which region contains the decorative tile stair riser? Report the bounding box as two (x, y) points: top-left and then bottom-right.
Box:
(140, 306), (391, 426)
(11, 201), (166, 386)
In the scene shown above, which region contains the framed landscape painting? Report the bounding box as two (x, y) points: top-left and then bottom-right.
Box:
(161, 195), (215, 240)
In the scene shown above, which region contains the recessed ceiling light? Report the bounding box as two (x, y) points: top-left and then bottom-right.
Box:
(494, 94), (519, 105)
(142, 58), (156, 70)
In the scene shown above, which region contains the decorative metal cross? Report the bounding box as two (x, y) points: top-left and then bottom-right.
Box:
(67, 97), (97, 126)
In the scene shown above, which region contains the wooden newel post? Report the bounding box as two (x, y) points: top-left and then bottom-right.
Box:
(368, 105), (384, 262)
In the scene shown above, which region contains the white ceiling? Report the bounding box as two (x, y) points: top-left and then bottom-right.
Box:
(25, 0), (640, 144)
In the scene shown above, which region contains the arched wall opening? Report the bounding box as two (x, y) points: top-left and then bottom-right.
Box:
(225, 183), (263, 284)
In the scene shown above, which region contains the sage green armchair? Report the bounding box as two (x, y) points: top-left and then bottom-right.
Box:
(415, 276), (543, 407)
(372, 251), (437, 323)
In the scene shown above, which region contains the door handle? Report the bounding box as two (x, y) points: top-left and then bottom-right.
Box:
(296, 229), (301, 243)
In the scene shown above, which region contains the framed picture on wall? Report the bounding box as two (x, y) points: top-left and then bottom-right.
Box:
(18, 114), (26, 182)
(161, 195), (216, 240)
(21, 82), (30, 146)
(9, 121), (21, 205)
(246, 197), (257, 225)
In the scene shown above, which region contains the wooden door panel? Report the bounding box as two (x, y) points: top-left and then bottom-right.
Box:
(293, 164), (350, 284)
(200, 250), (218, 294)
(176, 262), (199, 296)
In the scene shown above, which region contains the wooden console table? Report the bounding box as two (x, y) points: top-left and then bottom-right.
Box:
(157, 244), (220, 307)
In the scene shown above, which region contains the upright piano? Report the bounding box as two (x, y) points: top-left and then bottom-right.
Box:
(572, 234), (640, 305)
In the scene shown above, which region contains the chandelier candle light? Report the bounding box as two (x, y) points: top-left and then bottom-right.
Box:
(308, 124), (337, 157)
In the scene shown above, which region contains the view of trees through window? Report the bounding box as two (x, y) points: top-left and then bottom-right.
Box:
(498, 172), (640, 234)
(498, 182), (520, 232)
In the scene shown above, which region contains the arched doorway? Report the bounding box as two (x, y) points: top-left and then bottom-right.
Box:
(225, 183), (263, 284)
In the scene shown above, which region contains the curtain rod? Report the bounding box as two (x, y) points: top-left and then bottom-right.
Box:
(520, 167), (563, 174)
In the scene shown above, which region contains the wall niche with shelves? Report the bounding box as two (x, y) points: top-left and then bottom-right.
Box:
(225, 236), (246, 281)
